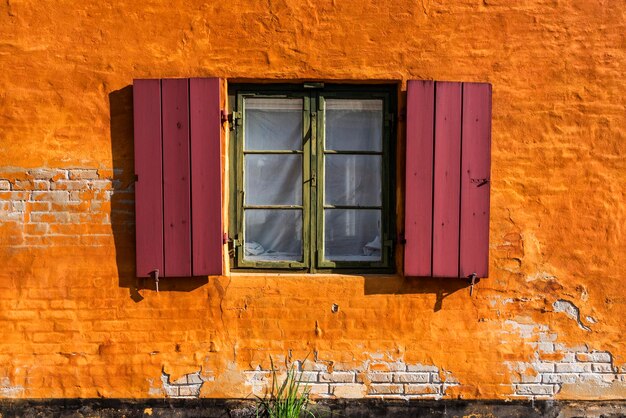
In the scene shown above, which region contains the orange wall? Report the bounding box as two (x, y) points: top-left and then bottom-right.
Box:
(0, 0), (625, 399)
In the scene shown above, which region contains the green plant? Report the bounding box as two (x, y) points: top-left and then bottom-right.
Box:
(255, 357), (316, 418)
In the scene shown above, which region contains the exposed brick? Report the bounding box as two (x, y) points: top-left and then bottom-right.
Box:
(33, 180), (50, 190)
(69, 169), (99, 180)
(51, 180), (90, 191)
(0, 180), (12, 190)
(30, 212), (70, 223)
(555, 363), (592, 373)
(589, 351), (612, 363)
(394, 372), (429, 383)
(299, 371), (319, 383)
(405, 384), (441, 395)
(533, 363), (555, 373)
(361, 372), (393, 383)
(0, 191), (30, 200)
(330, 384), (366, 398)
(591, 363), (615, 373)
(515, 384), (555, 396)
(367, 384), (403, 395)
(28, 169), (67, 181)
(308, 383), (330, 396)
(542, 373), (578, 384)
(90, 180), (113, 190)
(320, 372), (354, 383)
(31, 191), (69, 203)
(163, 386), (179, 397)
(178, 385), (201, 397)
(11, 201), (26, 212)
(12, 180), (33, 190)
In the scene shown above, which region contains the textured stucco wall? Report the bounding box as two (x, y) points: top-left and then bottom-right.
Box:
(0, 0), (625, 400)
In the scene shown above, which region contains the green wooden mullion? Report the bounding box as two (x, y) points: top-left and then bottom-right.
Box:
(322, 150), (383, 155)
(313, 94), (324, 272)
(244, 205), (304, 209)
(302, 95), (311, 268)
(309, 93), (319, 270)
(243, 150), (304, 155)
(235, 93), (246, 267)
(323, 205), (383, 210)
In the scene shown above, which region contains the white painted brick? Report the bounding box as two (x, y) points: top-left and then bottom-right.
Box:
(405, 384), (441, 396)
(538, 332), (558, 342)
(298, 371), (319, 383)
(580, 373), (617, 383)
(33, 180), (50, 190)
(368, 384), (403, 395)
(406, 364), (439, 373)
(542, 373), (578, 384)
(560, 352), (576, 363)
(589, 351), (612, 363)
(11, 201), (25, 211)
(186, 374), (203, 384)
(30, 212), (70, 223)
(363, 372), (393, 383)
(330, 384), (366, 398)
(0, 211), (22, 221)
(31, 191), (69, 203)
(555, 363), (591, 373)
(308, 383), (329, 395)
(591, 363), (615, 373)
(51, 180), (90, 191)
(320, 372), (354, 383)
(69, 169), (99, 180)
(515, 384), (555, 396)
(0, 180), (11, 190)
(555, 343), (588, 353)
(535, 342), (554, 353)
(91, 180), (113, 190)
(431, 372), (442, 383)
(28, 168), (67, 180)
(519, 372), (542, 383)
(178, 384), (201, 397)
(393, 372), (429, 383)
(164, 386), (179, 397)
(534, 362), (555, 373)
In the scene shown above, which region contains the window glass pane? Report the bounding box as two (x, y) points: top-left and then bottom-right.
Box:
(324, 209), (381, 261)
(245, 155), (302, 205)
(325, 155), (381, 206)
(245, 98), (302, 150)
(325, 99), (383, 152)
(244, 209), (302, 262)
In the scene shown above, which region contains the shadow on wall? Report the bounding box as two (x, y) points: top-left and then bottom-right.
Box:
(108, 85), (207, 303)
(364, 276), (471, 312)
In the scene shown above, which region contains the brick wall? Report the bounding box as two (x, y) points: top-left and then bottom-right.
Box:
(0, 0), (625, 402)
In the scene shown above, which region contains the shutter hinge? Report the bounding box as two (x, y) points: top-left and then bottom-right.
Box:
(221, 111), (242, 130)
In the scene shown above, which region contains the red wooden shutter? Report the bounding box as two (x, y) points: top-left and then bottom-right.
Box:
(405, 80), (491, 278)
(133, 79), (164, 277)
(133, 78), (223, 278)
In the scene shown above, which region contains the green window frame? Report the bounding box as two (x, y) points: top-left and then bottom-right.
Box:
(228, 84), (396, 273)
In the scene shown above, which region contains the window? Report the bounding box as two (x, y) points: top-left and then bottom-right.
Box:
(132, 78), (490, 279)
(228, 84), (396, 272)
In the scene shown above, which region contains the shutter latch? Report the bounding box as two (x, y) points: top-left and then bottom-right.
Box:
(150, 269), (159, 293)
(468, 273), (478, 297)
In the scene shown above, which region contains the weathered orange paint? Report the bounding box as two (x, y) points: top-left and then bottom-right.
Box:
(0, 0), (625, 401)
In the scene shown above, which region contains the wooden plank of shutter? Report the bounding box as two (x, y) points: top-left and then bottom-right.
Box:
(162, 79), (192, 277)
(133, 79), (164, 278)
(460, 83), (492, 278)
(190, 78), (223, 276)
(405, 80), (435, 277)
(432, 82), (462, 278)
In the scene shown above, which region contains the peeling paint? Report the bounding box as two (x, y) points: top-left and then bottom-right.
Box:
(0, 377), (24, 398)
(553, 300), (592, 331)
